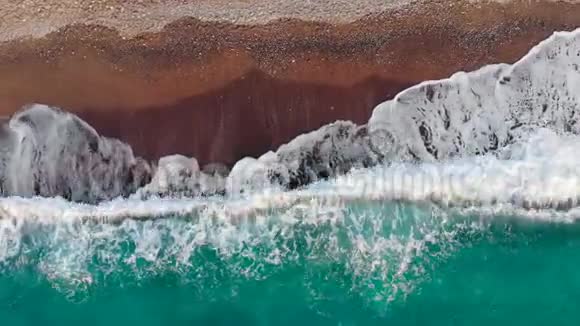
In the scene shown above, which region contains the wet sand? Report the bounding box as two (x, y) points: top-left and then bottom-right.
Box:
(1, 0), (580, 165)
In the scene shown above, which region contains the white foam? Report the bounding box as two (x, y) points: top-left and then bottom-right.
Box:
(137, 154), (225, 198)
(330, 129), (580, 216)
(226, 120), (375, 194)
(0, 104), (151, 203)
(369, 28), (580, 162)
(3, 129), (580, 224)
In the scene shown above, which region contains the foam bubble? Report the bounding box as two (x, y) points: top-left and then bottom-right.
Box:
(369, 29), (580, 162)
(0, 105), (152, 203)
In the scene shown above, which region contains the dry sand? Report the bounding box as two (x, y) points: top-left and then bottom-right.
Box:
(1, 0), (415, 41)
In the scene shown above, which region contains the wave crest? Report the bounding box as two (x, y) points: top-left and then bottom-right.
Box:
(0, 105), (152, 203)
(369, 29), (580, 162)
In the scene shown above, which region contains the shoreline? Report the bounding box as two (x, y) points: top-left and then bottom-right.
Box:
(1, 0), (580, 165)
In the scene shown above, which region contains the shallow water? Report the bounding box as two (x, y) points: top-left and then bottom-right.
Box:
(1, 193), (580, 325)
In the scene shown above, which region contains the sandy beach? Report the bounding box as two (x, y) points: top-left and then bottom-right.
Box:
(1, 0), (580, 164)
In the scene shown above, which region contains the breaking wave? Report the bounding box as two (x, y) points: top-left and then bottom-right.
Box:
(0, 29), (579, 209)
(368, 29), (580, 162)
(0, 106), (151, 203)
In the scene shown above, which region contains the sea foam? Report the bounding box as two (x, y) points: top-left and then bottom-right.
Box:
(369, 29), (580, 162)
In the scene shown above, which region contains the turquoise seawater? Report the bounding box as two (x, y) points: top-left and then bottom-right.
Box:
(1, 200), (579, 325)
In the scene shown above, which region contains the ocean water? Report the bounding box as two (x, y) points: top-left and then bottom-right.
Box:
(3, 138), (580, 325)
(1, 26), (580, 326)
(1, 201), (580, 325)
